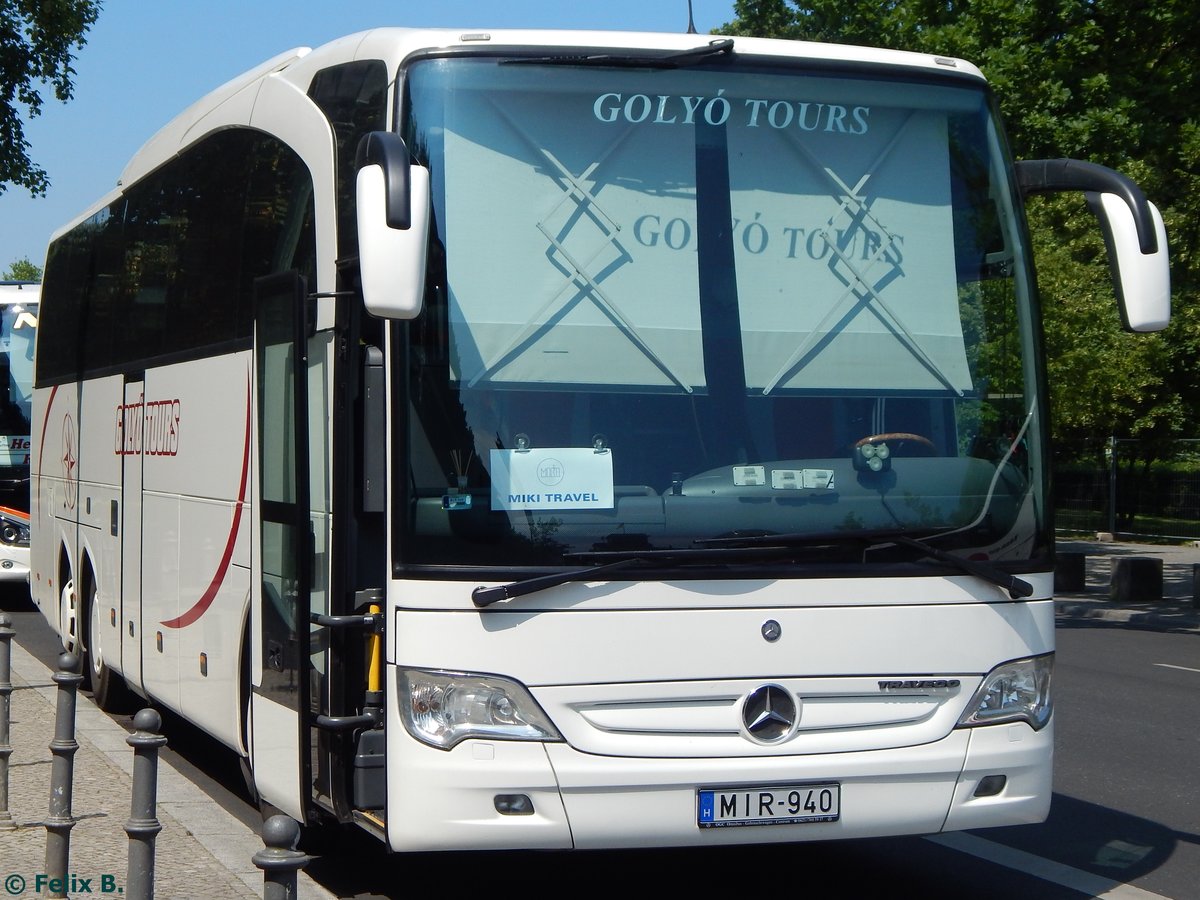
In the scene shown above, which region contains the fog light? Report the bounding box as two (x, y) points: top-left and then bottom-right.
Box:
(494, 794), (534, 815)
(974, 775), (1007, 797)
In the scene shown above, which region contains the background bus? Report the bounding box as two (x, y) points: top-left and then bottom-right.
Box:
(29, 28), (1169, 852)
(0, 281), (36, 581)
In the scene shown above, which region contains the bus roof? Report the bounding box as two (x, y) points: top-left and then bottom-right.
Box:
(52, 27), (986, 245)
(120, 28), (986, 184)
(0, 282), (39, 304)
(315, 27), (987, 79)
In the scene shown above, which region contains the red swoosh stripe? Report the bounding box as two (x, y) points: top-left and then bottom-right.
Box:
(161, 375), (251, 629)
(36, 383), (59, 486)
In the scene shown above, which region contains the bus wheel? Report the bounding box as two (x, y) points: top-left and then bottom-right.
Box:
(238, 755), (261, 809)
(238, 624), (261, 807)
(60, 576), (81, 657)
(85, 580), (130, 712)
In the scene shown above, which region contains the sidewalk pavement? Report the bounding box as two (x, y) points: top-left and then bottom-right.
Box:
(1054, 538), (1200, 633)
(2, 640), (336, 900)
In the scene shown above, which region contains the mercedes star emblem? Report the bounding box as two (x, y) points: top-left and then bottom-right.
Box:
(741, 684), (798, 743)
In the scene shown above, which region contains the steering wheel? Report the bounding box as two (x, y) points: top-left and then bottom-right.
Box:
(854, 432), (937, 454)
(853, 433), (936, 472)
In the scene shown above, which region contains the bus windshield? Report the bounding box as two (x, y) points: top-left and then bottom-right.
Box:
(0, 289), (36, 511)
(400, 56), (1045, 568)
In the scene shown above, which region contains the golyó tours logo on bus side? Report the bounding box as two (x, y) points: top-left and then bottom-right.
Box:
(114, 394), (181, 457)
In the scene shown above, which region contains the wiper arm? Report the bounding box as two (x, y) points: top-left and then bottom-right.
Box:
(696, 529), (1034, 599)
(472, 557), (644, 608)
(885, 535), (1033, 600)
(656, 37), (736, 66)
(502, 38), (735, 69)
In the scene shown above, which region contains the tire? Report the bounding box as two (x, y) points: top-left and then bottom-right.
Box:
(60, 575), (81, 658)
(85, 579), (130, 712)
(238, 754), (262, 808)
(238, 623), (261, 807)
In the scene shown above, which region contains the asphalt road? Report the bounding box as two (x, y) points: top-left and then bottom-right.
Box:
(1014, 624), (1199, 899)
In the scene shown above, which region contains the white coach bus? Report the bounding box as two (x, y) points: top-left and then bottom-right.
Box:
(0, 280), (36, 581)
(30, 28), (1169, 851)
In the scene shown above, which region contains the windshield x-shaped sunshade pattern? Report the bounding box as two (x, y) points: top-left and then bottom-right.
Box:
(442, 68), (973, 396)
(463, 101), (692, 393)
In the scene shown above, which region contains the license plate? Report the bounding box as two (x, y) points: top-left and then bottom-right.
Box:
(697, 783), (840, 828)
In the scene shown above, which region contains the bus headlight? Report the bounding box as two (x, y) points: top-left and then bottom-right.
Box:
(957, 654), (1053, 731)
(398, 668), (562, 750)
(0, 509), (30, 546)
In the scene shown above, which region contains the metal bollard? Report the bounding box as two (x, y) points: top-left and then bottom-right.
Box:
(43, 651), (82, 899)
(1054, 552), (1087, 593)
(125, 708), (167, 900)
(253, 815), (312, 900)
(1110, 556), (1163, 603)
(0, 612), (13, 830)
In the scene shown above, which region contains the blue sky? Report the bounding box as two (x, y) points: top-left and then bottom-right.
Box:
(0, 1), (737, 271)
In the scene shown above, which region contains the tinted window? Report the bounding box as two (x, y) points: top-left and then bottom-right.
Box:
(37, 129), (316, 385)
(308, 60), (390, 258)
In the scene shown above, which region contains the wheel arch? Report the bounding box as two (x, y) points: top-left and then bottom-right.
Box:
(54, 539), (75, 643)
(237, 588), (253, 758)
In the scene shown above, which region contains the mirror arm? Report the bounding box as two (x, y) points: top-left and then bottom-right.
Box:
(355, 132), (413, 230)
(1014, 159), (1157, 254)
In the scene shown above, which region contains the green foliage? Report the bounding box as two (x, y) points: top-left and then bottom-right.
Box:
(0, 0), (102, 195)
(2, 256), (41, 281)
(721, 0), (1200, 459)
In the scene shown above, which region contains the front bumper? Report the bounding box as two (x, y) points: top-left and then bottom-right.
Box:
(384, 716), (1052, 852)
(0, 546), (30, 582)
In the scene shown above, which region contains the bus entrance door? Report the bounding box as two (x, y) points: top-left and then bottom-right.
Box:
(250, 271), (314, 821)
(118, 377), (144, 694)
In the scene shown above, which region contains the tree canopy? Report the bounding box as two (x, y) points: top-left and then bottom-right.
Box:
(720, 1), (1200, 461)
(0, 0), (101, 196)
(2, 256), (41, 281)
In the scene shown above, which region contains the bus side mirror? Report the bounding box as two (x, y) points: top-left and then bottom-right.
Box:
(1014, 158), (1170, 332)
(355, 132), (430, 319)
(1086, 192), (1170, 332)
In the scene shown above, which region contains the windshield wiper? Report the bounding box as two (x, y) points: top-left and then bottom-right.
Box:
(502, 38), (735, 69)
(883, 535), (1033, 599)
(697, 529), (1034, 599)
(472, 543), (801, 608)
(472, 531), (1032, 607)
(472, 557), (645, 607)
